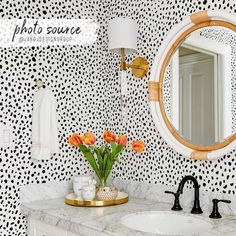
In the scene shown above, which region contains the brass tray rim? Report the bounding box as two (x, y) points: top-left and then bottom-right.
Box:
(64, 192), (129, 207)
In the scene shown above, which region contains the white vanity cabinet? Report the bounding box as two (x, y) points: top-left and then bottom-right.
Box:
(28, 218), (82, 236)
(67, 232), (81, 236)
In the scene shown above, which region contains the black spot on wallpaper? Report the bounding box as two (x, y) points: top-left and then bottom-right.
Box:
(0, 1), (107, 235)
(105, 0), (236, 204)
(1, 0), (236, 235)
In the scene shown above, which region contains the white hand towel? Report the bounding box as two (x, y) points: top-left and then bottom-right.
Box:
(32, 88), (59, 160)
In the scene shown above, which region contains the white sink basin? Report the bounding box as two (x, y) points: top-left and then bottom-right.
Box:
(121, 211), (212, 235)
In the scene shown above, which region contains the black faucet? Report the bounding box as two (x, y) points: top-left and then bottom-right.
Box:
(165, 175), (203, 214)
(209, 199), (231, 219)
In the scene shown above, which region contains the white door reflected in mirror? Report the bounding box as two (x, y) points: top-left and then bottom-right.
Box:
(163, 26), (234, 147)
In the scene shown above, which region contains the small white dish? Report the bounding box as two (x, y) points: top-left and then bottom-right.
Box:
(81, 185), (96, 201)
(73, 175), (92, 183)
(73, 175), (93, 196)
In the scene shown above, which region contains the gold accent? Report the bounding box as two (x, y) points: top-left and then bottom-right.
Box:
(190, 11), (211, 24)
(148, 81), (160, 101)
(129, 57), (149, 78)
(65, 193), (129, 207)
(120, 48), (126, 71)
(190, 151), (209, 161)
(120, 48), (149, 78)
(158, 19), (236, 152)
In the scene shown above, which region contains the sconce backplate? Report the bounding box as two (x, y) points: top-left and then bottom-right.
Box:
(131, 57), (149, 78)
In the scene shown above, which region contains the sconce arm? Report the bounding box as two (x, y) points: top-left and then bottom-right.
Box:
(119, 48), (149, 77)
(126, 63), (146, 70)
(120, 48), (126, 71)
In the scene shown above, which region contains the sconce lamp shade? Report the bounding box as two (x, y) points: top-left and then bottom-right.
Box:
(108, 17), (137, 54)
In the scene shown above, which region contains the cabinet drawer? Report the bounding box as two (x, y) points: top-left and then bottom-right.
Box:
(28, 218), (67, 236)
(35, 229), (55, 236)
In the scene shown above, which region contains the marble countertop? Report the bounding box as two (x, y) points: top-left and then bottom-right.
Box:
(21, 196), (236, 236)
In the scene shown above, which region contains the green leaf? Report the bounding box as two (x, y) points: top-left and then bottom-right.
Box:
(110, 142), (117, 155)
(116, 144), (123, 155)
(104, 153), (113, 183)
(102, 152), (108, 178)
(93, 146), (103, 172)
(79, 144), (101, 179)
(110, 142), (123, 162)
(99, 145), (106, 157)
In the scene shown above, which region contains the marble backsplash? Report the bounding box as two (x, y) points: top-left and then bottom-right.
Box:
(20, 178), (236, 216)
(113, 179), (236, 216)
(20, 180), (73, 203)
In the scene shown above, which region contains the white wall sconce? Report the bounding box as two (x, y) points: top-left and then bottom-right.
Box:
(108, 17), (149, 78)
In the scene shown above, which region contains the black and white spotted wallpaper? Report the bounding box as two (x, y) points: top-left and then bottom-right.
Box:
(1, 0), (236, 235)
(0, 1), (107, 235)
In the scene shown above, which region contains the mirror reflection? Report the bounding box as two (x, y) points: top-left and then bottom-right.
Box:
(163, 26), (236, 146)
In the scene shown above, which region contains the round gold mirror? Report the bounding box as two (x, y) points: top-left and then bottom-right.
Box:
(149, 11), (236, 160)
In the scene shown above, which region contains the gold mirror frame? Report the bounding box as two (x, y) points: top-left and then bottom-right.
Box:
(149, 11), (236, 160)
(159, 20), (236, 152)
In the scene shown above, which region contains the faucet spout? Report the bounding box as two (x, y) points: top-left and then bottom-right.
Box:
(177, 175), (203, 214)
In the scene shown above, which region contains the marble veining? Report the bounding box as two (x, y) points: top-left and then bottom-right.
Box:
(113, 179), (236, 216)
(21, 197), (236, 236)
(20, 179), (236, 236)
(20, 179), (236, 216)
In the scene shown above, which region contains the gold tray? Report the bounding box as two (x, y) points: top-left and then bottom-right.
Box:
(65, 191), (128, 207)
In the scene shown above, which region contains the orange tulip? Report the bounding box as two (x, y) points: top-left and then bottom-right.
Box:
(131, 140), (145, 153)
(68, 133), (82, 147)
(103, 130), (116, 143)
(82, 132), (96, 145)
(117, 134), (127, 146)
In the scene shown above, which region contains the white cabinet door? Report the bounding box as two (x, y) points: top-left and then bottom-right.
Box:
(28, 218), (67, 236)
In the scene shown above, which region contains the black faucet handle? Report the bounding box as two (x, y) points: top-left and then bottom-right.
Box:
(164, 191), (182, 211)
(217, 199), (231, 204)
(164, 191), (176, 196)
(209, 199), (231, 219)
